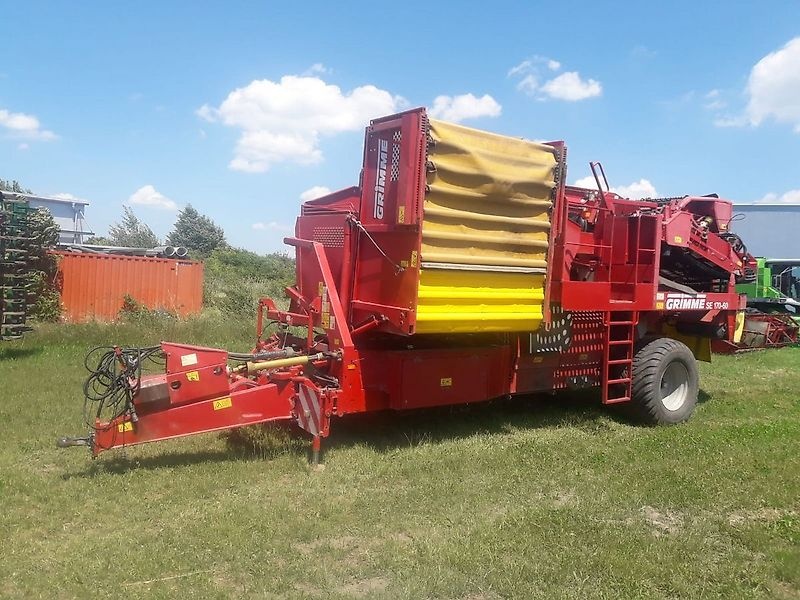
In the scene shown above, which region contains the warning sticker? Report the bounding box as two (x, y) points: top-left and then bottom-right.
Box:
(213, 397), (233, 411)
(117, 421), (133, 433)
(186, 370), (200, 382)
(180, 353), (198, 367)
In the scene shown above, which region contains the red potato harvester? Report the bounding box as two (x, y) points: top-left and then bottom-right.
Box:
(59, 108), (753, 464)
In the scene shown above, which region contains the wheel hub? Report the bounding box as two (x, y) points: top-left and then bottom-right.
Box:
(660, 361), (690, 411)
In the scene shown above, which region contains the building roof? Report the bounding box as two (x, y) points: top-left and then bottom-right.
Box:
(20, 193), (90, 206)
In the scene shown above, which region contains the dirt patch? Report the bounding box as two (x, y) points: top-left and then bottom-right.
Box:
(552, 491), (577, 508)
(294, 535), (358, 554)
(293, 582), (326, 598)
(641, 505), (683, 536)
(768, 580), (800, 600)
(728, 508), (796, 526)
(337, 576), (389, 597)
(388, 532), (413, 544)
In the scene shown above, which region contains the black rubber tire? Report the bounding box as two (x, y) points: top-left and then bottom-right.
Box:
(629, 337), (699, 425)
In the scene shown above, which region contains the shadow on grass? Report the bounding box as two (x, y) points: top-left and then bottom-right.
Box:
(0, 346), (44, 360)
(326, 390), (622, 455)
(63, 389), (639, 476)
(62, 386), (717, 476)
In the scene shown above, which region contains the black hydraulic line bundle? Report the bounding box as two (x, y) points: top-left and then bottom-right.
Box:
(82, 345), (164, 433)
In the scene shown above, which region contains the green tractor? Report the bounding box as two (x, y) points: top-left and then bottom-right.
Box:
(716, 258), (800, 352)
(738, 258), (800, 322)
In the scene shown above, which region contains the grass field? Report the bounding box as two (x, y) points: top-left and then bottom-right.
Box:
(1, 320), (798, 599)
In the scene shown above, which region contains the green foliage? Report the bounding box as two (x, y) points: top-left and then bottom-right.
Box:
(84, 235), (112, 245)
(203, 246), (294, 316)
(25, 207), (61, 321)
(107, 206), (160, 248)
(167, 204), (226, 257)
(0, 178), (32, 193)
(118, 293), (176, 323)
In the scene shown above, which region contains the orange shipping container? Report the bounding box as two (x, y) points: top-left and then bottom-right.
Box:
(53, 251), (204, 322)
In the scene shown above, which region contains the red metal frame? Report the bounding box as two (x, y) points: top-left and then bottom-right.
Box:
(712, 313), (799, 353)
(72, 108), (754, 460)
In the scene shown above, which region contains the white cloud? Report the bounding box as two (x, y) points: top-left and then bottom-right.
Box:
(540, 72), (602, 101)
(17, 143), (29, 151)
(756, 189), (800, 204)
(611, 179), (658, 199)
(703, 89), (727, 110)
(631, 45), (657, 59)
(128, 185), (178, 210)
(303, 63), (329, 76)
(252, 221), (291, 231)
(713, 115), (748, 128)
(508, 60), (533, 78)
(745, 37), (800, 132)
(198, 75), (404, 172)
(300, 186), (331, 202)
(573, 176), (657, 199)
(428, 93), (502, 122)
(516, 75), (539, 95)
(0, 107), (57, 140)
(508, 56), (561, 77)
(715, 37), (800, 132)
(509, 59), (602, 101)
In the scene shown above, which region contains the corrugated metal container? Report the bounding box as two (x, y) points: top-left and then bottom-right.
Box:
(53, 251), (204, 322)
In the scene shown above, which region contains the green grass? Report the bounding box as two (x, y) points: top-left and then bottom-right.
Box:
(1, 321), (798, 599)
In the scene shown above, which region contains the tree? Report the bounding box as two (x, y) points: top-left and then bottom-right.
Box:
(26, 207), (62, 321)
(167, 204), (226, 256)
(0, 178), (32, 194)
(107, 206), (160, 248)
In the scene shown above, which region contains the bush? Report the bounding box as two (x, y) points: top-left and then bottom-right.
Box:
(118, 293), (176, 323)
(26, 207), (62, 322)
(203, 247), (294, 317)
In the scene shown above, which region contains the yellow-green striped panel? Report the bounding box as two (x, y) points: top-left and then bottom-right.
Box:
(415, 119), (556, 334)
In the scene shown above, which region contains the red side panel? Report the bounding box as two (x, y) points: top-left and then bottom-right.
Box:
(350, 109), (428, 335)
(358, 345), (512, 410)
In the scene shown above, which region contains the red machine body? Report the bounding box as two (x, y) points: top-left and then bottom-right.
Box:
(74, 108), (751, 459)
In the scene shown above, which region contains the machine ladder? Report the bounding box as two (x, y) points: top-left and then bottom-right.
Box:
(602, 310), (638, 404)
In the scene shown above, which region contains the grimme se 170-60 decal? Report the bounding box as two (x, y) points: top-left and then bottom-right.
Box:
(657, 292), (729, 311)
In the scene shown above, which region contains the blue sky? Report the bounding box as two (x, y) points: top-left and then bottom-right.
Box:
(2, 1), (799, 254)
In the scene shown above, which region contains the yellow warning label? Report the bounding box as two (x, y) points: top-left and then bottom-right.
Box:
(117, 421), (133, 433)
(533, 356), (544, 363)
(656, 301), (664, 310)
(213, 397), (232, 411)
(674, 235), (683, 244)
(440, 377), (452, 387)
(410, 250), (418, 268)
(186, 370), (200, 382)
(400, 260), (409, 268)
(398, 205), (405, 223)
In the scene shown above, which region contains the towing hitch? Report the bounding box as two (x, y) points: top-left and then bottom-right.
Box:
(57, 435), (93, 449)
